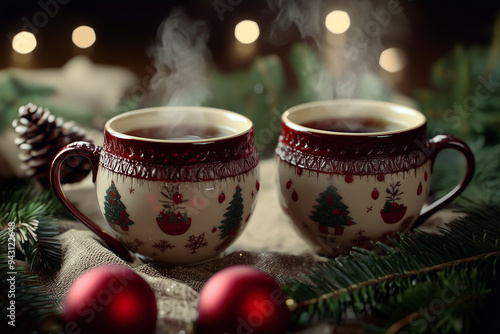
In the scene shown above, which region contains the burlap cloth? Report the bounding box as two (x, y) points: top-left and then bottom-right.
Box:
(30, 159), (453, 334)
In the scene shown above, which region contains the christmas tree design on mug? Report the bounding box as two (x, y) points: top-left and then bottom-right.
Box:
(310, 184), (355, 236)
(103, 181), (135, 233)
(215, 185), (244, 251)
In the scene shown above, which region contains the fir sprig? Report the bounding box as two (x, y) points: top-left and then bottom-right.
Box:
(284, 205), (500, 333)
(0, 178), (63, 270)
(370, 264), (493, 334)
(0, 229), (62, 333)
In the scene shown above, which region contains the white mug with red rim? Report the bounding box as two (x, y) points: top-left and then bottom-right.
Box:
(275, 100), (475, 256)
(51, 107), (260, 265)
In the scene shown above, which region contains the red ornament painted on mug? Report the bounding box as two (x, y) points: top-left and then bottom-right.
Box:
(212, 226), (217, 233)
(218, 192), (226, 204)
(424, 171), (428, 181)
(326, 195), (333, 205)
(371, 188), (380, 200)
(173, 192), (183, 205)
(286, 179), (292, 190)
(255, 180), (260, 191)
(377, 174), (385, 182)
(417, 182), (423, 196)
(292, 190), (298, 202)
(296, 168), (303, 176)
(345, 175), (354, 183)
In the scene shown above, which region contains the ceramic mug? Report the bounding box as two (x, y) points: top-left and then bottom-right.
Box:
(50, 107), (260, 265)
(275, 100), (475, 256)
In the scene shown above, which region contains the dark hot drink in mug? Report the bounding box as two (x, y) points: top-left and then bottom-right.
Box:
(301, 117), (404, 133)
(124, 124), (231, 140)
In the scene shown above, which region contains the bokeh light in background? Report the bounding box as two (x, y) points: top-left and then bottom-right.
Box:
(325, 10), (351, 34)
(72, 25), (96, 48)
(12, 32), (37, 54)
(234, 20), (260, 44)
(379, 48), (407, 72)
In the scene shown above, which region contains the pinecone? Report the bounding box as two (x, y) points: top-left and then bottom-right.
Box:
(12, 103), (93, 188)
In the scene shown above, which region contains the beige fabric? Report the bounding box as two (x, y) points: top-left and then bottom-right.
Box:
(29, 159), (453, 333)
(33, 228), (317, 333)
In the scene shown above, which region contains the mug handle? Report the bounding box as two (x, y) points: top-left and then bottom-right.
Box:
(413, 134), (475, 228)
(50, 141), (132, 262)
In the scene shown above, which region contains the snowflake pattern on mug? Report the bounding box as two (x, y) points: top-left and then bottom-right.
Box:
(152, 239), (175, 252)
(185, 233), (208, 254)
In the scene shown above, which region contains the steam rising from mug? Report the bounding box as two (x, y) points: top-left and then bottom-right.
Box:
(267, 0), (409, 100)
(267, 0), (322, 47)
(146, 1), (409, 109)
(148, 8), (212, 107)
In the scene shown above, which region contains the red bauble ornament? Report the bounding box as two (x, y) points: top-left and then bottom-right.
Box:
(173, 192), (183, 204)
(218, 192), (226, 204)
(371, 188), (379, 200)
(291, 190), (298, 202)
(345, 175), (354, 183)
(417, 182), (423, 195)
(197, 265), (290, 334)
(286, 179), (292, 190)
(332, 209), (340, 215)
(255, 180), (260, 191)
(63, 265), (157, 334)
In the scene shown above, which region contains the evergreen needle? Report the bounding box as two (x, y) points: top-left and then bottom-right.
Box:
(284, 203), (500, 332)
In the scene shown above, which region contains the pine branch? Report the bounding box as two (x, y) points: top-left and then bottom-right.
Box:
(384, 290), (482, 334)
(0, 229), (63, 333)
(284, 204), (500, 332)
(25, 216), (62, 270)
(369, 263), (495, 334)
(0, 178), (63, 270)
(288, 250), (499, 312)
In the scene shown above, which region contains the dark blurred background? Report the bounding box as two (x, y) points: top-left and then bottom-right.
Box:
(1, 0), (499, 97)
(2, 0), (500, 161)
